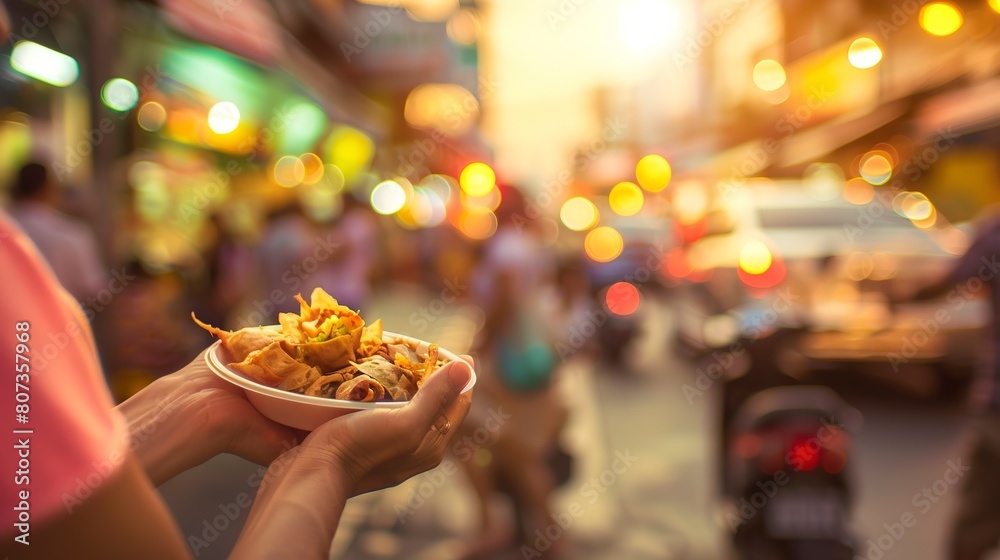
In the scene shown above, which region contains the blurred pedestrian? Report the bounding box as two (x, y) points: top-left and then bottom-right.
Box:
(5, 162), (107, 302)
(311, 194), (379, 312)
(255, 200), (323, 319)
(459, 186), (569, 559)
(891, 212), (1000, 560)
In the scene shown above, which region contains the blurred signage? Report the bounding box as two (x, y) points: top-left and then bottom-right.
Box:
(784, 38), (879, 127)
(162, 0), (284, 66)
(338, 2), (473, 93)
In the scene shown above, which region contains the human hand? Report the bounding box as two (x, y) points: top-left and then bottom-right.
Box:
(116, 349), (304, 485)
(232, 357), (474, 558)
(303, 355), (475, 495)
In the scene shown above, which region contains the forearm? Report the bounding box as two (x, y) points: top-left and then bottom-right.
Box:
(232, 457), (351, 559)
(115, 376), (225, 485)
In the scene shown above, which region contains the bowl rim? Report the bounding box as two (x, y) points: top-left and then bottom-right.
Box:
(205, 328), (475, 409)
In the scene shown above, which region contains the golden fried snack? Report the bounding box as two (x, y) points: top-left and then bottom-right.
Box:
(229, 341), (316, 387)
(192, 313), (284, 362)
(334, 374), (386, 402)
(195, 287), (450, 402)
(353, 356), (417, 401)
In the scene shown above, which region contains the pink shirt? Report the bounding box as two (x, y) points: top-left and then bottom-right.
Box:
(1, 211), (127, 540)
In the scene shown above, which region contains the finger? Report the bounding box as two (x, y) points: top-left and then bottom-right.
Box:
(459, 354), (476, 371)
(399, 360), (472, 448)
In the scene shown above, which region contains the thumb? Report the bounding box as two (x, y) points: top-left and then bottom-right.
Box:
(403, 359), (472, 429)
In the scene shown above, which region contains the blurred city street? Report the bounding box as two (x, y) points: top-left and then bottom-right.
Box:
(159, 286), (984, 560)
(6, 0), (1000, 557)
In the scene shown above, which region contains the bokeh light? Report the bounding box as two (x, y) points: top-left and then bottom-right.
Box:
(609, 182), (644, 216)
(739, 240), (772, 275)
(584, 226), (624, 262)
(137, 102), (167, 132)
(752, 59), (787, 92)
(447, 8), (481, 45)
(673, 180), (709, 225)
(606, 282), (641, 316)
(459, 207), (498, 239)
(920, 2), (963, 36)
(10, 41), (79, 87)
(991, 0), (1000, 14)
(273, 156), (305, 188)
(860, 153), (892, 185)
(404, 83), (479, 135)
(460, 162), (496, 196)
(324, 164), (346, 192)
(843, 177), (875, 205)
(560, 197), (599, 231)
(208, 102), (240, 134)
(405, 0), (459, 22)
(300, 153), (324, 185)
(464, 185), (502, 211)
(371, 180), (408, 215)
(896, 192), (934, 221)
(635, 154), (672, 192)
(101, 78), (139, 111)
(848, 37), (883, 69)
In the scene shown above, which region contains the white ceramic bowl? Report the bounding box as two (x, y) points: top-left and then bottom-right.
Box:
(205, 329), (475, 431)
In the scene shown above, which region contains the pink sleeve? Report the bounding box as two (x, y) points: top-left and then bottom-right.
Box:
(0, 213), (128, 536)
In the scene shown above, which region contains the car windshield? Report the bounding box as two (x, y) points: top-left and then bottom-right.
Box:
(757, 206), (912, 229)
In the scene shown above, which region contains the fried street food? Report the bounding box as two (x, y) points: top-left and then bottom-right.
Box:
(193, 288), (448, 402)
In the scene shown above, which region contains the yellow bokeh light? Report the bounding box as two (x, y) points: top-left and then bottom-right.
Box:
(208, 102), (240, 134)
(753, 59), (787, 92)
(739, 241), (772, 275)
(137, 102), (167, 132)
(860, 153), (893, 185)
(299, 153), (324, 185)
(635, 154), (672, 192)
(447, 8), (481, 45)
(371, 180), (408, 215)
(404, 83), (479, 136)
(899, 192), (934, 221)
(459, 207), (498, 240)
(920, 2), (963, 36)
(405, 0), (459, 22)
(273, 156), (305, 188)
(328, 126), (375, 182)
(843, 177), (875, 205)
(560, 197), (599, 231)
(584, 226), (624, 263)
(460, 162), (496, 196)
(848, 37), (883, 69)
(609, 182), (644, 216)
(991, 0), (1000, 14)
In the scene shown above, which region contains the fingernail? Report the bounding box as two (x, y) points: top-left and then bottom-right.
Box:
(447, 360), (471, 392)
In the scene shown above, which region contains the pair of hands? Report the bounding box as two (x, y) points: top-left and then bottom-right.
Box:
(119, 349), (474, 495)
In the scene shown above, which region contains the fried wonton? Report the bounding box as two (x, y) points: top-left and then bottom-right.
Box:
(288, 326), (362, 372)
(229, 341), (317, 388)
(357, 319), (383, 358)
(192, 313), (284, 362)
